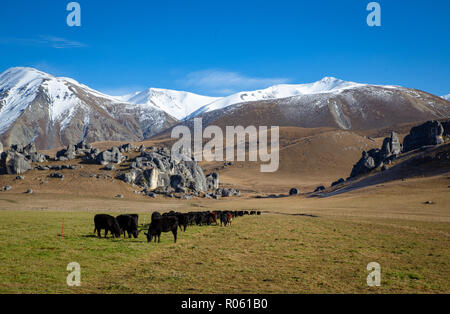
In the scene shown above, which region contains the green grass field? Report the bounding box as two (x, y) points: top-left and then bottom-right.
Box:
(0, 210), (448, 294)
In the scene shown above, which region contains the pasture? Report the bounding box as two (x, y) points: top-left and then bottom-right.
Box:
(0, 208), (448, 294)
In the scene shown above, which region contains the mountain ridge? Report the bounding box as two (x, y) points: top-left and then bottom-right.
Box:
(1, 67), (449, 149)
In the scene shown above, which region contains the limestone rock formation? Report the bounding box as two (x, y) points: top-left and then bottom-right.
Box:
(206, 173), (219, 190)
(118, 147), (207, 194)
(403, 120), (445, 153)
(96, 147), (127, 165)
(1, 151), (32, 174)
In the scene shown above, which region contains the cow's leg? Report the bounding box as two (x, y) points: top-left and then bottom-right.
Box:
(97, 229), (101, 238)
(173, 229), (177, 243)
(158, 233), (161, 243)
(104, 229), (108, 238)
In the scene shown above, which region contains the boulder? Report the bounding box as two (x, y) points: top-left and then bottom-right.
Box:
(75, 140), (92, 152)
(28, 152), (46, 163)
(350, 151), (377, 178)
(403, 121), (444, 153)
(49, 173), (65, 179)
(289, 188), (299, 196)
(2, 185), (12, 191)
(120, 143), (136, 153)
(2, 151), (32, 175)
(170, 174), (186, 190)
(23, 142), (37, 155)
(206, 172), (219, 190)
(314, 186), (325, 192)
(96, 147), (126, 165)
(104, 164), (116, 171)
(56, 145), (77, 161)
(331, 178), (345, 187)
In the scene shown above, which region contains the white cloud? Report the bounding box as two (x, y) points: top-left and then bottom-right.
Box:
(178, 69), (290, 96)
(0, 35), (86, 49)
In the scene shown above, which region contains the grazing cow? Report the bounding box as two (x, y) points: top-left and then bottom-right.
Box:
(145, 216), (179, 243)
(94, 214), (121, 238)
(195, 212), (209, 226)
(116, 214), (139, 238)
(257, 211), (262, 215)
(151, 211), (161, 221)
(207, 212), (218, 225)
(227, 212), (233, 226)
(220, 211), (233, 227)
(176, 213), (189, 232)
(129, 214), (139, 225)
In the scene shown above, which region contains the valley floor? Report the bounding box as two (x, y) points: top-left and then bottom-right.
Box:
(0, 175), (449, 293)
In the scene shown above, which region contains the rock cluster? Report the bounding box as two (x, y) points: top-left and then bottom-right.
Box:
(96, 147), (127, 165)
(214, 188), (241, 198)
(348, 120), (448, 180)
(403, 120), (444, 153)
(350, 132), (401, 179)
(57, 140), (97, 161)
(0, 143), (47, 174)
(118, 147), (207, 195)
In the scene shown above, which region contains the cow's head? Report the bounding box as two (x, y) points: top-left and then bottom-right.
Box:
(144, 232), (152, 243)
(112, 221), (122, 238)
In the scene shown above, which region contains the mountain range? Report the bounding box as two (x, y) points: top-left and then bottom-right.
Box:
(0, 67), (449, 149)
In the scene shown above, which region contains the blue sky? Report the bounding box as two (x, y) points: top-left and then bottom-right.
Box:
(0, 0), (449, 97)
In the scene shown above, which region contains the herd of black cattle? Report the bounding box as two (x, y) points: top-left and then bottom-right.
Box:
(94, 210), (262, 243)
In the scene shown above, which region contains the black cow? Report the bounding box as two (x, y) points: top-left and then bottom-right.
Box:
(145, 216), (178, 243)
(176, 213), (189, 232)
(94, 214), (121, 238)
(220, 212), (232, 227)
(116, 214), (139, 238)
(151, 211), (161, 221)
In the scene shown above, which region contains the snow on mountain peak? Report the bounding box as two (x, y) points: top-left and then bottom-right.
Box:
(442, 94), (450, 101)
(185, 77), (365, 119)
(127, 87), (220, 120)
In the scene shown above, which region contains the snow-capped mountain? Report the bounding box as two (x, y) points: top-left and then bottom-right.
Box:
(442, 94), (450, 101)
(181, 80), (450, 133)
(185, 77), (367, 119)
(0, 67), (177, 149)
(126, 88), (220, 120)
(1, 67), (449, 149)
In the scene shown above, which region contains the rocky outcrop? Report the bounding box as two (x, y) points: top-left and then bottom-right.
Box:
(56, 145), (77, 161)
(348, 120), (448, 181)
(403, 120), (444, 153)
(0, 142), (47, 174)
(96, 147), (127, 165)
(118, 147), (207, 195)
(1, 151), (32, 174)
(350, 131), (402, 179)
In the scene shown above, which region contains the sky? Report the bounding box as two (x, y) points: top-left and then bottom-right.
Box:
(0, 0), (449, 97)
